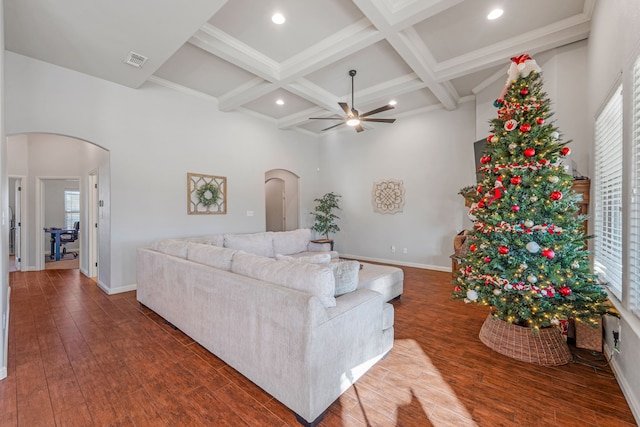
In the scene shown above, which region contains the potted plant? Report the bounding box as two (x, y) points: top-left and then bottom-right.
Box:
(311, 192), (341, 240)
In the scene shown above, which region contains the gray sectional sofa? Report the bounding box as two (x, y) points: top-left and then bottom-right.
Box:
(136, 229), (400, 426)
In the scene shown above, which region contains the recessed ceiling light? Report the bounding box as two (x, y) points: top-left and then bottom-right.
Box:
(276, 99), (285, 106)
(389, 100), (397, 106)
(487, 9), (503, 20)
(272, 13), (285, 24)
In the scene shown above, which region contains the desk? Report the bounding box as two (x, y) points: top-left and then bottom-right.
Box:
(45, 228), (74, 261)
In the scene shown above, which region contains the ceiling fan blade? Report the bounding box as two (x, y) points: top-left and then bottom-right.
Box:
(361, 118), (396, 123)
(338, 102), (351, 116)
(322, 122), (346, 131)
(355, 124), (365, 132)
(361, 104), (394, 118)
(309, 116), (343, 120)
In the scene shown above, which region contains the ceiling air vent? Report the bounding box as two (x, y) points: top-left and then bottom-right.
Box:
(124, 51), (148, 68)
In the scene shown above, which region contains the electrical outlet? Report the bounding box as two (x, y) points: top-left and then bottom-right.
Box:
(613, 330), (621, 353)
(391, 245), (396, 253)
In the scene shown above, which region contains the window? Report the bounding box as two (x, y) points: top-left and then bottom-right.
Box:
(593, 85), (623, 298)
(631, 57), (640, 316)
(64, 190), (80, 230)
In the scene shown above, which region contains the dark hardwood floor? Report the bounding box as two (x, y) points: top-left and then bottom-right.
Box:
(1, 266), (636, 426)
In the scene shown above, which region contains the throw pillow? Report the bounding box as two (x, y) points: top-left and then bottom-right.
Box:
(275, 253), (331, 264)
(187, 243), (237, 271)
(150, 239), (189, 259)
(272, 229), (311, 255)
(329, 261), (360, 297)
(224, 232), (275, 258)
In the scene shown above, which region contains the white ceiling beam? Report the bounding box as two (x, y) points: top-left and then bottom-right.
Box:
(217, 78), (278, 112)
(433, 16), (591, 81)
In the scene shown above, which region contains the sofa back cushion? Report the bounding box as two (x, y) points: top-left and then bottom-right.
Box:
(224, 232), (275, 258)
(183, 234), (224, 247)
(275, 253), (331, 264)
(187, 243), (237, 271)
(272, 228), (312, 256)
(150, 239), (189, 259)
(231, 251), (336, 307)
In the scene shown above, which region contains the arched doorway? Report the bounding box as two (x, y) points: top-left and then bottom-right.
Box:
(7, 133), (110, 282)
(265, 169), (299, 232)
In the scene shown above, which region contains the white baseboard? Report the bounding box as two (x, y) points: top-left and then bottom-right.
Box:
(339, 253), (449, 272)
(96, 280), (136, 295)
(0, 366), (6, 380)
(604, 343), (640, 425)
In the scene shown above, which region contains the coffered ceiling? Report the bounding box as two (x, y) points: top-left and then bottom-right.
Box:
(5, 0), (594, 135)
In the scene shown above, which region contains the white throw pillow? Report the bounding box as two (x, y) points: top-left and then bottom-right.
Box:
(275, 253), (331, 264)
(329, 261), (360, 297)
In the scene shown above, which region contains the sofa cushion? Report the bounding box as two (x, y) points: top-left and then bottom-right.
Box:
(183, 234), (224, 247)
(224, 232), (275, 258)
(187, 243), (237, 271)
(272, 228), (312, 255)
(231, 251), (336, 307)
(275, 253), (331, 264)
(329, 261), (360, 297)
(150, 239), (189, 259)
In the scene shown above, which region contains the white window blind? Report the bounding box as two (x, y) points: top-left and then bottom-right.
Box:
(631, 58), (640, 316)
(64, 190), (80, 230)
(594, 85), (623, 298)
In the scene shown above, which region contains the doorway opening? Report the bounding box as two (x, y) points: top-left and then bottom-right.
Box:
(265, 169), (300, 232)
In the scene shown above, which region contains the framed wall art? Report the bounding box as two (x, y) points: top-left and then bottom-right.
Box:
(187, 172), (227, 215)
(372, 178), (405, 214)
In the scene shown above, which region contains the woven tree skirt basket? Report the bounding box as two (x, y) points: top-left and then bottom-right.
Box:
(479, 314), (572, 366)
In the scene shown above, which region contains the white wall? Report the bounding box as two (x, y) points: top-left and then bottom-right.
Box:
(319, 101), (476, 269)
(588, 1), (640, 423)
(5, 51), (321, 293)
(0, 0), (8, 380)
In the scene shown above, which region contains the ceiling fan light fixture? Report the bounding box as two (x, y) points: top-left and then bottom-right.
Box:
(346, 118), (361, 126)
(272, 13), (286, 24)
(389, 100), (397, 106)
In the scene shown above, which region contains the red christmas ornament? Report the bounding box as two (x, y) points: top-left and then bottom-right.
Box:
(480, 155), (491, 164)
(520, 89), (529, 96)
(520, 123), (532, 132)
(560, 147), (571, 156)
(510, 176), (522, 185)
(498, 246), (509, 255)
(550, 191), (563, 201)
(484, 257), (491, 263)
(558, 286), (572, 297)
(469, 244), (477, 252)
(524, 148), (536, 157)
(454, 286), (461, 292)
(487, 134), (495, 142)
(541, 249), (555, 259)
(537, 118), (545, 125)
(477, 200), (485, 208)
(477, 185), (483, 193)
(512, 205), (520, 212)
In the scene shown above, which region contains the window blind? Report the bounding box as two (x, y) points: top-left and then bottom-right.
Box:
(594, 85), (623, 298)
(631, 58), (640, 316)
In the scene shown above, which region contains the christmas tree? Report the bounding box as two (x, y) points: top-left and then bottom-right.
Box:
(453, 54), (612, 332)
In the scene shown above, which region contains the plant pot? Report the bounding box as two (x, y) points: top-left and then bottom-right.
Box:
(479, 314), (572, 366)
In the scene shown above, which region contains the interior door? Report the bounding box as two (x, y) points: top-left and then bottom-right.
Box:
(14, 179), (21, 271)
(88, 173), (99, 278)
(265, 178), (285, 232)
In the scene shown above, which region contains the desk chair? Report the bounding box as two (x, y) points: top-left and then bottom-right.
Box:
(60, 221), (79, 259)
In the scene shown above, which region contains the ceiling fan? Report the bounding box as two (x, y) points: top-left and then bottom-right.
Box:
(310, 70), (396, 133)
